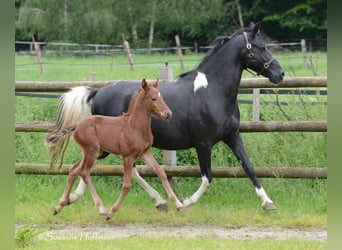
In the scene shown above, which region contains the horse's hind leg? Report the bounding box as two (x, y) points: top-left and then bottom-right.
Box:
(132, 164), (169, 211)
(181, 144), (211, 207)
(223, 134), (277, 210)
(106, 157), (134, 220)
(54, 160), (82, 215)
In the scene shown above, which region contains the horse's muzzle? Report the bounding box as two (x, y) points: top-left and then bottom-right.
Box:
(162, 112), (172, 121)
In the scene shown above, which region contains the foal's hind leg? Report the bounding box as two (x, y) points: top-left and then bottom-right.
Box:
(54, 161), (82, 215)
(68, 160), (98, 204)
(106, 157), (134, 220)
(223, 134), (276, 210)
(79, 156), (107, 216)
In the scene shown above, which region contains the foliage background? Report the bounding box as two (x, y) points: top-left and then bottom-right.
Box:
(15, 0), (326, 48)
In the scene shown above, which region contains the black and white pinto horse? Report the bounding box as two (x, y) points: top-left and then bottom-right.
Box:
(50, 23), (284, 211)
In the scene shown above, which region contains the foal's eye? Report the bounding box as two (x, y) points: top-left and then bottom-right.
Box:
(151, 97), (157, 101)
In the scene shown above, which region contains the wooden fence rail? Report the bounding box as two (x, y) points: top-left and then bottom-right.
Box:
(15, 163), (327, 179)
(15, 76), (327, 179)
(15, 77), (327, 92)
(15, 121), (327, 133)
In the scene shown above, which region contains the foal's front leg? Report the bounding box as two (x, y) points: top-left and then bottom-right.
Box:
(141, 150), (185, 211)
(132, 165), (169, 211)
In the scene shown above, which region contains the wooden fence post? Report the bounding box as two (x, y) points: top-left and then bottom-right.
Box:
(175, 35), (185, 73)
(122, 34), (135, 71)
(160, 65), (177, 188)
(301, 39), (307, 69)
(31, 35), (45, 74)
(253, 88), (260, 121)
(159, 65), (177, 166)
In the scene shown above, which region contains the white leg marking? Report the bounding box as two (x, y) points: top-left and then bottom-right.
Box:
(69, 178), (86, 203)
(183, 176), (210, 207)
(193, 71), (208, 93)
(132, 167), (167, 207)
(255, 187), (273, 204)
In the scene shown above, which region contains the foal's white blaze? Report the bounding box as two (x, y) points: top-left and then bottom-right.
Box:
(183, 175), (210, 207)
(255, 187), (273, 204)
(193, 71), (208, 93)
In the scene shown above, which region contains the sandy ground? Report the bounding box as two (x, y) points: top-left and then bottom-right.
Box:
(17, 222), (326, 241)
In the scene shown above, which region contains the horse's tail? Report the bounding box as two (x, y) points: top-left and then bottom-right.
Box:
(47, 86), (97, 168)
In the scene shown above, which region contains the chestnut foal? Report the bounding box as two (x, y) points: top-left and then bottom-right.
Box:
(46, 79), (185, 220)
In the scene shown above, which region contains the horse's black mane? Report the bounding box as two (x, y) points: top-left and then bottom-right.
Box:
(178, 26), (253, 79)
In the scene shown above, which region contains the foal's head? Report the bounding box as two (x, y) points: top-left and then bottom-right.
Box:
(141, 78), (172, 121)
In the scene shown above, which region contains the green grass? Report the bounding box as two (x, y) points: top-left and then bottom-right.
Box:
(18, 236), (326, 250)
(15, 51), (327, 247)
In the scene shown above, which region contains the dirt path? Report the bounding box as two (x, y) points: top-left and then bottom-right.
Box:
(17, 223), (326, 241)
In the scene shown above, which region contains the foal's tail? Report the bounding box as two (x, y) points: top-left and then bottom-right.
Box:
(46, 86), (97, 168)
(45, 126), (76, 169)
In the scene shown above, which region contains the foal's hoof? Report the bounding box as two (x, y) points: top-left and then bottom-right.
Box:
(262, 202), (277, 211)
(156, 203), (169, 212)
(100, 212), (108, 218)
(53, 209), (58, 216)
(106, 215), (113, 221)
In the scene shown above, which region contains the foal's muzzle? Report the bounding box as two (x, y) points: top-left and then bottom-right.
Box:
(162, 111), (172, 121)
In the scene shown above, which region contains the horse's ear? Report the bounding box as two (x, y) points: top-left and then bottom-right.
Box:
(153, 79), (159, 88)
(252, 22), (261, 37)
(142, 78), (148, 91)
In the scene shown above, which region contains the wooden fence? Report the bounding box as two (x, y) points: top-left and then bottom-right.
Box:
(15, 76), (327, 179)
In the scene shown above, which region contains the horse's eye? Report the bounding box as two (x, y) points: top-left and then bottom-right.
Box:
(151, 97), (157, 101)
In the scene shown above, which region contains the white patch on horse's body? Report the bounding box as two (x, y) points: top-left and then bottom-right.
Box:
(182, 175), (210, 207)
(193, 71), (208, 93)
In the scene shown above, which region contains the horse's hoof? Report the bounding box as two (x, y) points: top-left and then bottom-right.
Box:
(177, 206), (186, 212)
(156, 203), (169, 212)
(181, 197), (192, 207)
(262, 201), (277, 210)
(53, 209), (59, 216)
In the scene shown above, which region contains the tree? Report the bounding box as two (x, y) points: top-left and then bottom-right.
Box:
(15, 0), (327, 49)
(240, 0), (327, 42)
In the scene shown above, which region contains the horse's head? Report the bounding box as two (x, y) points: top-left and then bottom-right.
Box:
(142, 79), (172, 121)
(241, 22), (284, 84)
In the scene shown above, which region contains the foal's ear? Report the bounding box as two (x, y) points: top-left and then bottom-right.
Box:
(252, 22), (261, 37)
(152, 79), (159, 88)
(141, 78), (148, 91)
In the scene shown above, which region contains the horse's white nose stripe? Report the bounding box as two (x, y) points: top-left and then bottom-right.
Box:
(193, 71), (208, 93)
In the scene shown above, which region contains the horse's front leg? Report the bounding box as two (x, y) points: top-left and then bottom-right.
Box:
(223, 133), (277, 210)
(106, 157), (134, 220)
(181, 144), (211, 207)
(141, 150), (185, 211)
(132, 165), (169, 211)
